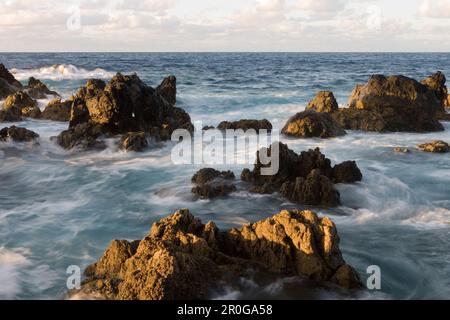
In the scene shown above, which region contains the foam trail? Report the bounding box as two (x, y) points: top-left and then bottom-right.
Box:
(11, 64), (115, 81)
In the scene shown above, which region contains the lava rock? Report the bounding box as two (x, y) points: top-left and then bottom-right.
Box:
(332, 161), (363, 184)
(217, 119), (273, 132)
(282, 110), (346, 138)
(42, 98), (72, 121)
(56, 122), (106, 151)
(192, 168), (236, 199)
(156, 75), (177, 105)
(0, 126), (39, 142)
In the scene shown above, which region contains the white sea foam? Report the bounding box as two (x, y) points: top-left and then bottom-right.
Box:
(0, 247), (30, 299)
(11, 64), (115, 81)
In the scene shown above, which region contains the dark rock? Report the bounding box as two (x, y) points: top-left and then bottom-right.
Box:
(0, 108), (22, 122)
(217, 119), (272, 132)
(282, 110), (346, 138)
(24, 77), (59, 99)
(202, 125), (215, 130)
(119, 132), (148, 152)
(42, 98), (72, 121)
(306, 91), (339, 113)
(394, 147), (410, 154)
(21, 105), (42, 119)
(0, 126), (39, 142)
(156, 75), (176, 105)
(0, 64), (22, 99)
(421, 72), (450, 121)
(192, 168), (236, 199)
(73, 209), (361, 300)
(3, 91), (37, 111)
(332, 161), (363, 184)
(56, 122), (106, 151)
(418, 140), (450, 153)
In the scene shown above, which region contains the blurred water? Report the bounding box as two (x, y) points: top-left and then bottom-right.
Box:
(0, 53), (449, 300)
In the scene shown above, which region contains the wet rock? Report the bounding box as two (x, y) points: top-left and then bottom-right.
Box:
(217, 119), (273, 132)
(0, 108), (22, 122)
(56, 122), (106, 151)
(0, 64), (22, 99)
(119, 132), (148, 152)
(333, 75), (444, 132)
(156, 75), (176, 105)
(394, 147), (410, 154)
(3, 91), (37, 111)
(421, 72), (450, 121)
(306, 91), (339, 113)
(418, 140), (450, 153)
(202, 125), (215, 131)
(0, 126), (39, 142)
(42, 98), (72, 121)
(332, 161), (363, 184)
(445, 95), (450, 109)
(192, 168), (236, 199)
(24, 77), (59, 99)
(282, 110), (346, 138)
(74, 209), (361, 300)
(21, 105), (42, 119)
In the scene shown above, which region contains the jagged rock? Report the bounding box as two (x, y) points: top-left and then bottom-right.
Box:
(418, 140), (450, 153)
(217, 119), (273, 132)
(280, 170), (341, 206)
(156, 76), (176, 105)
(0, 108), (22, 122)
(42, 98), (72, 121)
(119, 132), (148, 152)
(56, 122), (106, 151)
(332, 161), (363, 184)
(421, 72), (450, 121)
(332, 75), (444, 132)
(21, 105), (42, 119)
(282, 110), (346, 138)
(1, 91), (37, 121)
(73, 209), (362, 300)
(24, 77), (59, 99)
(0, 64), (22, 99)
(306, 91), (339, 113)
(0, 126), (39, 142)
(191, 168), (236, 199)
(241, 142), (362, 206)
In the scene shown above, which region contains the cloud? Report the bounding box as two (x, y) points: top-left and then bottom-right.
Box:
(295, 0), (348, 18)
(419, 0), (450, 19)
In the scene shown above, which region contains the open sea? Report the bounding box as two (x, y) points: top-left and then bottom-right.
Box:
(0, 53), (449, 299)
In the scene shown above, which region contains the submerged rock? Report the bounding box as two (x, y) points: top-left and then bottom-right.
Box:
(241, 142), (362, 206)
(217, 119), (273, 132)
(394, 147), (410, 154)
(24, 77), (59, 99)
(0, 126), (39, 142)
(0, 64), (22, 100)
(333, 74), (444, 132)
(306, 91), (339, 114)
(282, 110), (346, 138)
(418, 140), (450, 153)
(156, 75), (177, 105)
(42, 98), (72, 121)
(73, 209), (361, 300)
(119, 132), (148, 152)
(191, 168), (236, 199)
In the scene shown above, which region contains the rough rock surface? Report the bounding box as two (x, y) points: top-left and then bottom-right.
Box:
(119, 132), (148, 152)
(0, 126), (39, 142)
(73, 209), (362, 300)
(58, 73), (193, 150)
(282, 110), (346, 138)
(0, 64), (22, 99)
(24, 77), (59, 99)
(241, 142), (362, 206)
(306, 91), (339, 113)
(418, 140), (450, 153)
(21, 105), (42, 119)
(56, 122), (106, 151)
(42, 98), (72, 121)
(191, 168), (236, 199)
(156, 76), (177, 105)
(1, 91), (37, 121)
(217, 119), (273, 132)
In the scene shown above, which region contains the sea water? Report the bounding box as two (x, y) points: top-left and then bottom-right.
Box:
(0, 53), (449, 299)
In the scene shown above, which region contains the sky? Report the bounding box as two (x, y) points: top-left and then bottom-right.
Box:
(1, 0), (450, 52)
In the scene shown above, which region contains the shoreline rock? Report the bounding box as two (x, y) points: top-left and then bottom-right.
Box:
(0, 126), (39, 142)
(72, 209), (362, 300)
(0, 64), (23, 100)
(24, 77), (59, 99)
(418, 140), (450, 153)
(282, 110), (346, 138)
(119, 132), (148, 152)
(217, 119), (273, 132)
(42, 98), (72, 121)
(191, 168), (236, 199)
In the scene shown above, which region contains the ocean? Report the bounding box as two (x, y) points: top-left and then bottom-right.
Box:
(0, 53), (449, 299)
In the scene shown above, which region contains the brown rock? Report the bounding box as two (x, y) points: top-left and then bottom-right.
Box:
(217, 119), (273, 132)
(0, 64), (22, 99)
(24, 77), (59, 99)
(119, 132), (148, 152)
(156, 75), (177, 105)
(282, 110), (346, 138)
(21, 105), (42, 119)
(3, 91), (36, 111)
(332, 161), (363, 184)
(421, 72), (450, 121)
(306, 91), (339, 113)
(418, 140), (450, 153)
(42, 98), (72, 121)
(56, 122), (106, 151)
(0, 126), (39, 142)
(191, 168), (236, 199)
(394, 147), (410, 154)
(73, 209), (362, 300)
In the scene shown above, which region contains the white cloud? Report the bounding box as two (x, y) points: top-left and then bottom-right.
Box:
(419, 0), (450, 18)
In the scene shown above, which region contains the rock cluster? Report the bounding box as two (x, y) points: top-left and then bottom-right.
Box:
(191, 168), (236, 199)
(0, 126), (39, 142)
(418, 140), (450, 153)
(42, 98), (72, 121)
(73, 209), (362, 300)
(217, 119), (273, 132)
(241, 142), (362, 206)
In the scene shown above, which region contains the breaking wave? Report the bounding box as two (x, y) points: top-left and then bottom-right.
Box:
(11, 64), (115, 81)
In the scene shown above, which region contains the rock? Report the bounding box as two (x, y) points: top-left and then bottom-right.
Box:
(24, 77), (59, 99)
(3, 91), (37, 111)
(42, 98), (72, 121)
(306, 91), (339, 113)
(73, 209), (362, 300)
(418, 140), (450, 153)
(156, 75), (176, 105)
(332, 161), (363, 184)
(280, 170), (341, 206)
(21, 105), (42, 119)
(217, 119), (273, 132)
(0, 126), (39, 142)
(333, 74), (444, 132)
(119, 132), (148, 152)
(202, 125), (215, 131)
(445, 95), (450, 109)
(242, 142), (362, 207)
(0, 64), (22, 99)
(282, 110), (346, 138)
(0, 108), (22, 122)
(394, 147), (410, 154)
(421, 72), (450, 121)
(56, 122), (106, 151)
(191, 168), (236, 199)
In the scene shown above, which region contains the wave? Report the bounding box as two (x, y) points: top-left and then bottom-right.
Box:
(11, 64), (115, 81)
